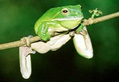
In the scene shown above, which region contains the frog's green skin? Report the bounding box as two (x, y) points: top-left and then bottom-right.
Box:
(34, 5), (84, 41)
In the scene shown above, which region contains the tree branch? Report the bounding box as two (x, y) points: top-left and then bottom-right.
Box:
(0, 12), (119, 50)
(83, 12), (119, 26)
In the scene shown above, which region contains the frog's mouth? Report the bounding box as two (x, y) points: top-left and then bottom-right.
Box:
(52, 17), (83, 21)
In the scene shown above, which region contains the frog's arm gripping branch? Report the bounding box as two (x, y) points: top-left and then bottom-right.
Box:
(0, 12), (119, 50)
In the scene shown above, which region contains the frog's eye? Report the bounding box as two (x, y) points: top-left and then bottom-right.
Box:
(78, 5), (82, 10)
(80, 6), (82, 9)
(62, 8), (69, 15)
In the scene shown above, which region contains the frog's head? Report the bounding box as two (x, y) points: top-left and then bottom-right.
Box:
(52, 5), (84, 29)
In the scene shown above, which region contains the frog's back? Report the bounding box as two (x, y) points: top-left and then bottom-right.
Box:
(34, 7), (61, 33)
(34, 5), (81, 33)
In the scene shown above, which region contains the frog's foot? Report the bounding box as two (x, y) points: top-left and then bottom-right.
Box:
(19, 36), (36, 79)
(78, 29), (87, 36)
(20, 36), (36, 56)
(20, 36), (32, 47)
(75, 23), (87, 36)
(69, 31), (75, 37)
(38, 32), (51, 41)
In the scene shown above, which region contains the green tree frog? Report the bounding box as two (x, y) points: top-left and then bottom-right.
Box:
(34, 5), (83, 41)
(19, 5), (93, 79)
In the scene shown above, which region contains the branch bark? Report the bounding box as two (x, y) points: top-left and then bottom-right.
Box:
(0, 12), (119, 50)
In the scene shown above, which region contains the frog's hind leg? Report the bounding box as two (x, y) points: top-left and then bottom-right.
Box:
(31, 33), (71, 53)
(19, 37), (35, 79)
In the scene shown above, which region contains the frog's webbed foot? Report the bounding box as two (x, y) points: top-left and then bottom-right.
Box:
(77, 29), (87, 36)
(75, 23), (87, 36)
(19, 36), (35, 79)
(38, 32), (51, 41)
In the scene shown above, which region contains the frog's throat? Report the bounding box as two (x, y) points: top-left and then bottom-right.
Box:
(51, 17), (83, 21)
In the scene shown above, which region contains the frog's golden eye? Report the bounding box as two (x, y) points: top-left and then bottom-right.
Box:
(62, 8), (69, 15)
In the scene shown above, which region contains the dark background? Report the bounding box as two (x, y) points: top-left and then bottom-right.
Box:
(0, 0), (119, 82)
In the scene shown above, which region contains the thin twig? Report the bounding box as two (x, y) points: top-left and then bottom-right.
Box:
(0, 36), (40, 50)
(83, 12), (119, 26)
(0, 12), (119, 50)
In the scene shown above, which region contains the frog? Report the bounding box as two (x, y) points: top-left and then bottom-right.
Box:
(19, 5), (93, 79)
(34, 5), (84, 41)
(33, 4), (93, 58)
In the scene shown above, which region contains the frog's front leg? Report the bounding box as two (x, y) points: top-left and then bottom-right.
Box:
(37, 22), (51, 41)
(76, 23), (87, 36)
